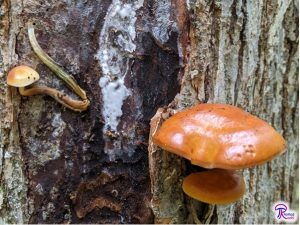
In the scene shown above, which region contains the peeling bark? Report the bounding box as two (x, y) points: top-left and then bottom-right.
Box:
(0, 0), (298, 224)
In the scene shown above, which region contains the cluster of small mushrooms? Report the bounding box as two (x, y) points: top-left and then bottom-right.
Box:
(7, 23), (89, 112)
(152, 104), (286, 204)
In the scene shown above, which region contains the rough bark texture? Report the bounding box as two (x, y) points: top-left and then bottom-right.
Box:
(149, 0), (299, 224)
(0, 0), (298, 224)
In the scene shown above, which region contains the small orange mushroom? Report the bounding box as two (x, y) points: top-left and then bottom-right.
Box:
(7, 65), (40, 88)
(7, 65), (89, 112)
(153, 104), (286, 204)
(182, 169), (245, 204)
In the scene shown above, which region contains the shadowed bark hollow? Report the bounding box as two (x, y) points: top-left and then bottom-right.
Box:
(0, 0), (298, 224)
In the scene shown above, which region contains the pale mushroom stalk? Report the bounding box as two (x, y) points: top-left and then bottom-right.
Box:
(28, 23), (87, 100)
(19, 86), (89, 112)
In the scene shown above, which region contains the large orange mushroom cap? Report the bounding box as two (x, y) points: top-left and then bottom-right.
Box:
(153, 104), (286, 169)
(182, 169), (246, 204)
(7, 65), (40, 87)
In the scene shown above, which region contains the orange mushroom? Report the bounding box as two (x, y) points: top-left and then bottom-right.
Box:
(7, 65), (40, 88)
(152, 103), (286, 204)
(182, 169), (245, 204)
(153, 104), (286, 169)
(7, 65), (89, 112)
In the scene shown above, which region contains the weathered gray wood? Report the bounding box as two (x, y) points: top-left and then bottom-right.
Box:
(0, 0), (28, 223)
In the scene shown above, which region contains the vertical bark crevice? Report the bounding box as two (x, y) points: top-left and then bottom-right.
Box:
(234, 0), (246, 105)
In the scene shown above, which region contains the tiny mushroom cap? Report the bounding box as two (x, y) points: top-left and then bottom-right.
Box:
(182, 169), (246, 204)
(7, 65), (40, 87)
(153, 104), (286, 169)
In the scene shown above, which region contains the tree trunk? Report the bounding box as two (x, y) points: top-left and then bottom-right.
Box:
(0, 0), (298, 224)
(149, 0), (299, 224)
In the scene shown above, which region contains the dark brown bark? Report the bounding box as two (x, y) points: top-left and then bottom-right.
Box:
(0, 0), (188, 223)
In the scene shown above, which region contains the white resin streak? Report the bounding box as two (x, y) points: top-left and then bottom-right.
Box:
(96, 0), (144, 132)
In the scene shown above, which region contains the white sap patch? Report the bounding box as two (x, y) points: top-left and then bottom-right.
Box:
(96, 0), (143, 132)
(99, 76), (131, 130)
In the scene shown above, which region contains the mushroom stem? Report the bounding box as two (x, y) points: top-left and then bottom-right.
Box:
(19, 87), (90, 112)
(27, 23), (87, 100)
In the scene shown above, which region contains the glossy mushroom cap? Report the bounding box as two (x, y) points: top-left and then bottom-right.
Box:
(153, 104), (286, 169)
(7, 65), (40, 87)
(182, 169), (245, 204)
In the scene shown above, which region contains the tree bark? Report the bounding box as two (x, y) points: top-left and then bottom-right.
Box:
(0, 0), (298, 224)
(149, 0), (299, 224)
